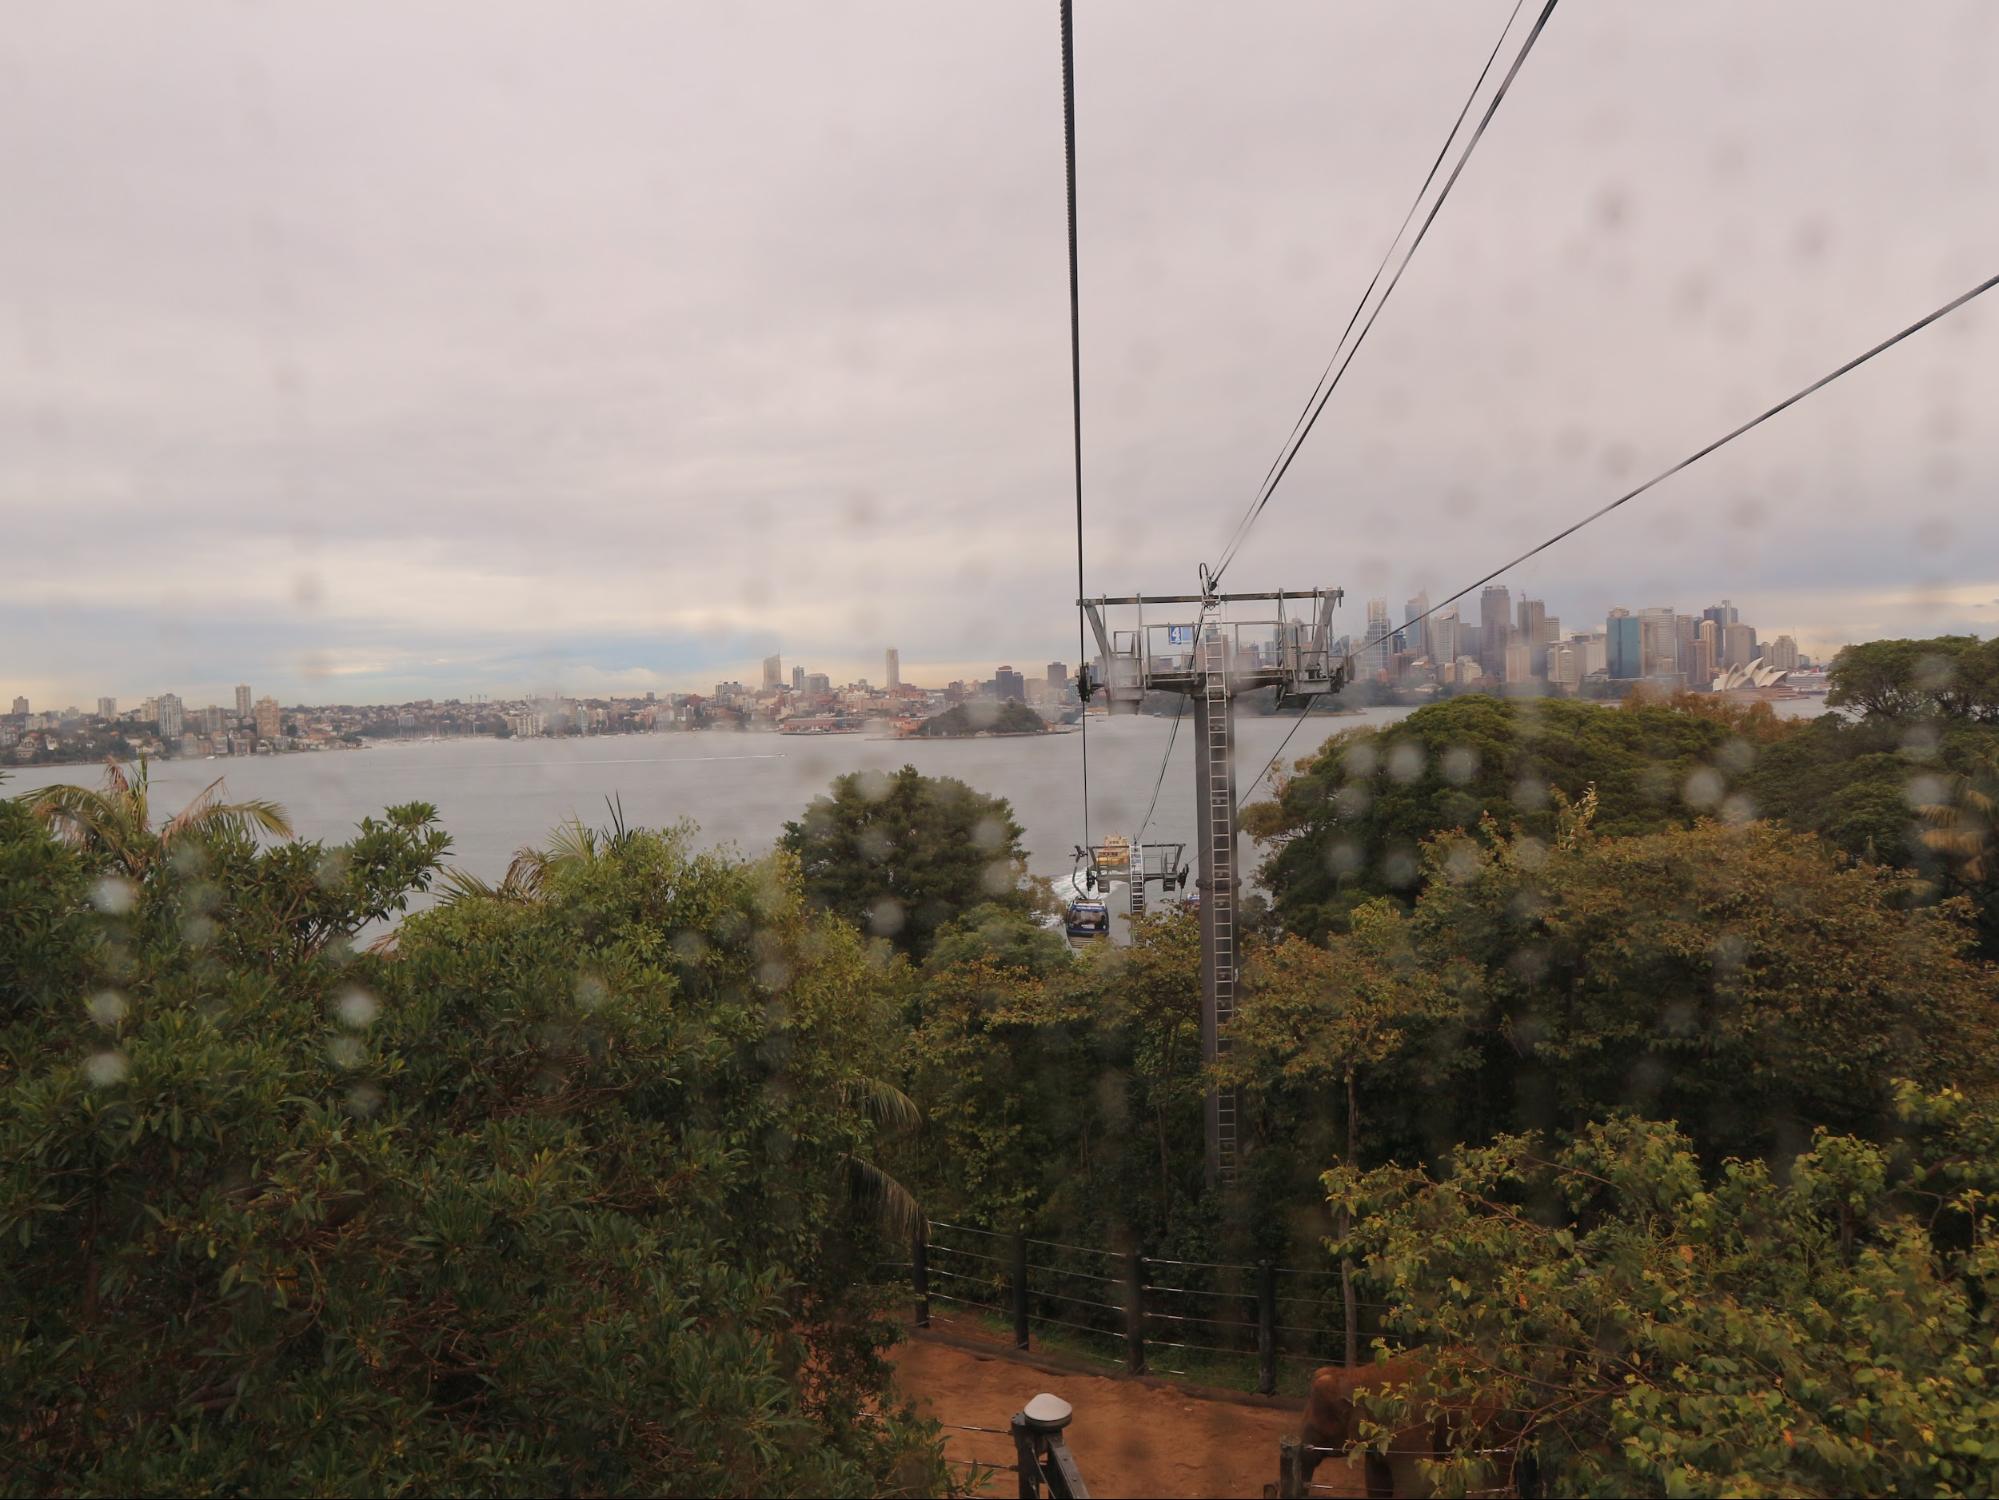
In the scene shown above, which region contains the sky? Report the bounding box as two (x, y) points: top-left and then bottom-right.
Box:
(3, 1), (1996, 709)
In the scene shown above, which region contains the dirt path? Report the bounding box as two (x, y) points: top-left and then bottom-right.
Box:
(890, 1329), (1363, 1499)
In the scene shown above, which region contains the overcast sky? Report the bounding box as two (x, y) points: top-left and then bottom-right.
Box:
(4, 1), (1995, 708)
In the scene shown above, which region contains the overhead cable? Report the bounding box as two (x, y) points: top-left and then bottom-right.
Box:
(1209, 0), (1560, 591)
(1235, 269), (1999, 812)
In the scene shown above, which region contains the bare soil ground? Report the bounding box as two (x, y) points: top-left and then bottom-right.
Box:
(890, 1325), (1365, 1499)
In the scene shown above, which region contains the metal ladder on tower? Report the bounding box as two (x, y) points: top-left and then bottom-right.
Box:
(1129, 842), (1146, 920)
(1202, 627), (1239, 1185)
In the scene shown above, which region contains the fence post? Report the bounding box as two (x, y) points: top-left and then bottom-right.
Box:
(1123, 1251), (1146, 1375)
(1256, 1259), (1277, 1396)
(1012, 1412), (1040, 1499)
(912, 1227), (930, 1329)
(1277, 1436), (1302, 1500)
(1013, 1229), (1031, 1350)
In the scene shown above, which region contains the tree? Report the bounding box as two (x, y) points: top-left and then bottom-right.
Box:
(1249, 695), (1740, 940)
(0, 805), (948, 1496)
(1402, 812), (1998, 1160)
(1327, 1097), (1999, 1498)
(19, 755), (292, 879)
(1222, 900), (1468, 1361)
(1827, 635), (1999, 722)
(781, 766), (1036, 958)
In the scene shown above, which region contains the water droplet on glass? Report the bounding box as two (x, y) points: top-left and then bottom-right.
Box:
(86, 990), (128, 1027)
(85, 1051), (129, 1087)
(328, 1036), (365, 1070)
(90, 876), (137, 916)
(334, 987), (379, 1028)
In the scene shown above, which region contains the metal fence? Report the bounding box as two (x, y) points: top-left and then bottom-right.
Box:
(908, 1219), (1399, 1395)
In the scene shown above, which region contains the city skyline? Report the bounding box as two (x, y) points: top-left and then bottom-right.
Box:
(4, 5), (1995, 712)
(10, 575), (1830, 716)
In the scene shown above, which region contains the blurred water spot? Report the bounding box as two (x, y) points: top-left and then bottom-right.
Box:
(1684, 767), (1725, 810)
(86, 990), (129, 1027)
(89, 876), (136, 916)
(335, 987), (379, 1028)
(327, 1036), (364, 1070)
(85, 1051), (129, 1087)
(1441, 745), (1479, 786)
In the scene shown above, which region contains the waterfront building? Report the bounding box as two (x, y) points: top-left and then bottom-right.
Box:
(790, 666), (805, 692)
(235, 684), (253, 719)
(1362, 598), (1393, 679)
(9, 696), (25, 717)
(255, 696), (282, 741)
(1430, 606), (1459, 666)
(1722, 622), (1757, 670)
(886, 648), (901, 691)
(762, 655), (783, 691)
(1766, 634), (1800, 672)
(993, 665), (1025, 702)
(156, 693), (185, 740)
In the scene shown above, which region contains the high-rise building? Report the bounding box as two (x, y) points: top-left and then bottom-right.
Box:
(1607, 610), (1643, 680)
(254, 696), (282, 741)
(762, 655), (783, 691)
(804, 672), (831, 695)
(1504, 639), (1534, 685)
(1045, 661), (1066, 695)
(1404, 593), (1431, 662)
(1480, 585), (1512, 677)
(1766, 634), (1800, 672)
(156, 693), (185, 740)
(1722, 623), (1757, 670)
(10, 696), (28, 717)
(1686, 630), (1716, 687)
(1430, 606), (1459, 667)
(97, 697), (117, 719)
(886, 648), (901, 691)
(235, 684), (253, 719)
(993, 665), (1026, 702)
(791, 665), (805, 692)
(1546, 641), (1579, 692)
(1358, 598), (1391, 679)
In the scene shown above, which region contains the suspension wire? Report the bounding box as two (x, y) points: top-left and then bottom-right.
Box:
(1234, 269), (1999, 816)
(1209, 0), (1560, 592)
(1210, 0), (1532, 580)
(1061, 0), (1092, 848)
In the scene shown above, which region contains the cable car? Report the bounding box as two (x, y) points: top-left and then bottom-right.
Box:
(1065, 898), (1110, 938)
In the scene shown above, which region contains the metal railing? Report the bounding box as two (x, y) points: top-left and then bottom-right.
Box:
(910, 1220), (1399, 1396)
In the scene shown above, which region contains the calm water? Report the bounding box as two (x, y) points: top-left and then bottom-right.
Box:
(5, 696), (1830, 911)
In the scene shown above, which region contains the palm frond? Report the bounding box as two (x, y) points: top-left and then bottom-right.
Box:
(841, 1075), (922, 1132)
(842, 1154), (925, 1243)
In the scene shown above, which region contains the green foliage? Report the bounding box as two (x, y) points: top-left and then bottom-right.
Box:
(1401, 814), (1996, 1160)
(1329, 1098), (1999, 1498)
(781, 765), (1035, 958)
(926, 902), (1074, 979)
(0, 808), (946, 1497)
(1827, 635), (1999, 722)
(1251, 695), (1742, 940)
(912, 700), (1046, 737)
(18, 756), (294, 879)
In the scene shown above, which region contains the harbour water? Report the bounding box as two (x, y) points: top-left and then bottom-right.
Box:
(4, 696), (1832, 912)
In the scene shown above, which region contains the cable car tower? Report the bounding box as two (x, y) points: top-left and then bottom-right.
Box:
(1079, 585), (1347, 1188)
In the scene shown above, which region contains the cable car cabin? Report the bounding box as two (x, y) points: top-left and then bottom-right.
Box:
(1065, 899), (1110, 939)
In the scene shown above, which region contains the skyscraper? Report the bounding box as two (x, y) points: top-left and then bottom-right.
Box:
(1430, 606), (1459, 667)
(10, 696), (27, 717)
(255, 696), (282, 741)
(762, 655), (783, 691)
(886, 648), (901, 691)
(1404, 593), (1430, 662)
(156, 693), (185, 740)
(993, 665), (1025, 702)
(235, 684), (253, 719)
(1767, 634), (1800, 672)
(1363, 598), (1392, 679)
(97, 697), (117, 719)
(1607, 610), (1643, 680)
(1480, 585), (1512, 678)
(1722, 623), (1758, 670)
(1639, 607), (1679, 678)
